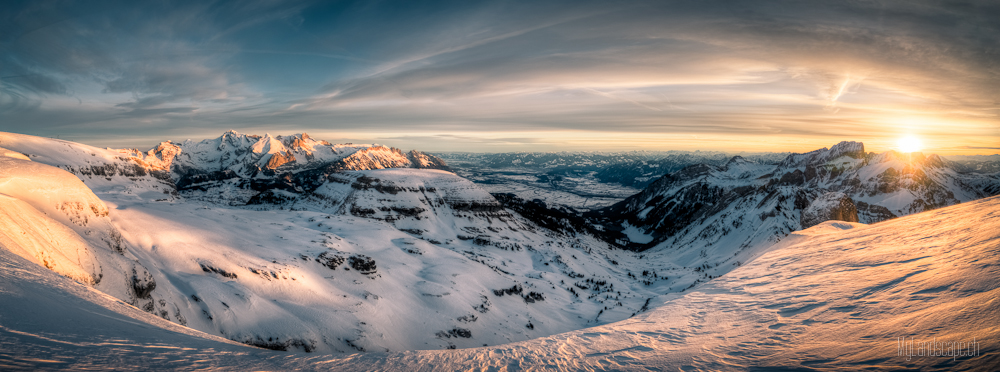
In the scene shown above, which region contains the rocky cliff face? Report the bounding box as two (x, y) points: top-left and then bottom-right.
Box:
(800, 192), (858, 229)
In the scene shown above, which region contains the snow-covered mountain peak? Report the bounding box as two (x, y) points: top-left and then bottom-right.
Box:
(776, 140), (865, 169)
(250, 133), (284, 155)
(119, 141), (181, 171)
(724, 155), (748, 166)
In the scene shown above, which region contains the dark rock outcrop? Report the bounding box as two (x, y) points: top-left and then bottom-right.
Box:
(800, 192), (859, 229)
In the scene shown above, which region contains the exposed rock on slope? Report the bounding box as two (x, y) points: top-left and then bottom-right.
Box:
(800, 191), (858, 229)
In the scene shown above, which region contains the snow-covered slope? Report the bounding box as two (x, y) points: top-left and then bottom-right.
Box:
(0, 132), (176, 199)
(98, 168), (684, 352)
(337, 194), (1000, 371)
(0, 243), (260, 371)
(3, 194), (998, 371)
(0, 148), (161, 312)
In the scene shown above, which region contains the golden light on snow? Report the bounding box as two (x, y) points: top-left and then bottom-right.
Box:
(896, 136), (923, 153)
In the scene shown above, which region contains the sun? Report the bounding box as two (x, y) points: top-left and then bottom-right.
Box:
(897, 136), (923, 153)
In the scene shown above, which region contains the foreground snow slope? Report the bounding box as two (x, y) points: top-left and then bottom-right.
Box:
(0, 246), (265, 371)
(3, 196), (997, 370)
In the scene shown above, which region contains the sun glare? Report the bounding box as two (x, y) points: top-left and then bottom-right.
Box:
(897, 136), (923, 153)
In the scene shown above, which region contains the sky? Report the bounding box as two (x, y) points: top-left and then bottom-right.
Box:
(1, 0), (998, 154)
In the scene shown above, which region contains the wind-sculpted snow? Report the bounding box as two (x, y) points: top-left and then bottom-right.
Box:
(0, 147), (103, 285)
(2, 196), (998, 371)
(0, 246), (260, 370)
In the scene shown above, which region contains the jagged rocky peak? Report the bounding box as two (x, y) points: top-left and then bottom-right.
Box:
(250, 133), (283, 154)
(777, 141), (865, 169)
(334, 145), (412, 170)
(264, 151), (296, 170)
(215, 129), (260, 148)
(121, 141), (182, 171)
(827, 141), (865, 160)
(284, 133), (312, 150)
(407, 149), (449, 170)
(800, 192), (859, 229)
(725, 155), (748, 166)
(173, 130), (448, 172)
(156, 131), (453, 203)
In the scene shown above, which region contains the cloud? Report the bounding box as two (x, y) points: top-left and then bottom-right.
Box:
(1, 0), (997, 153)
